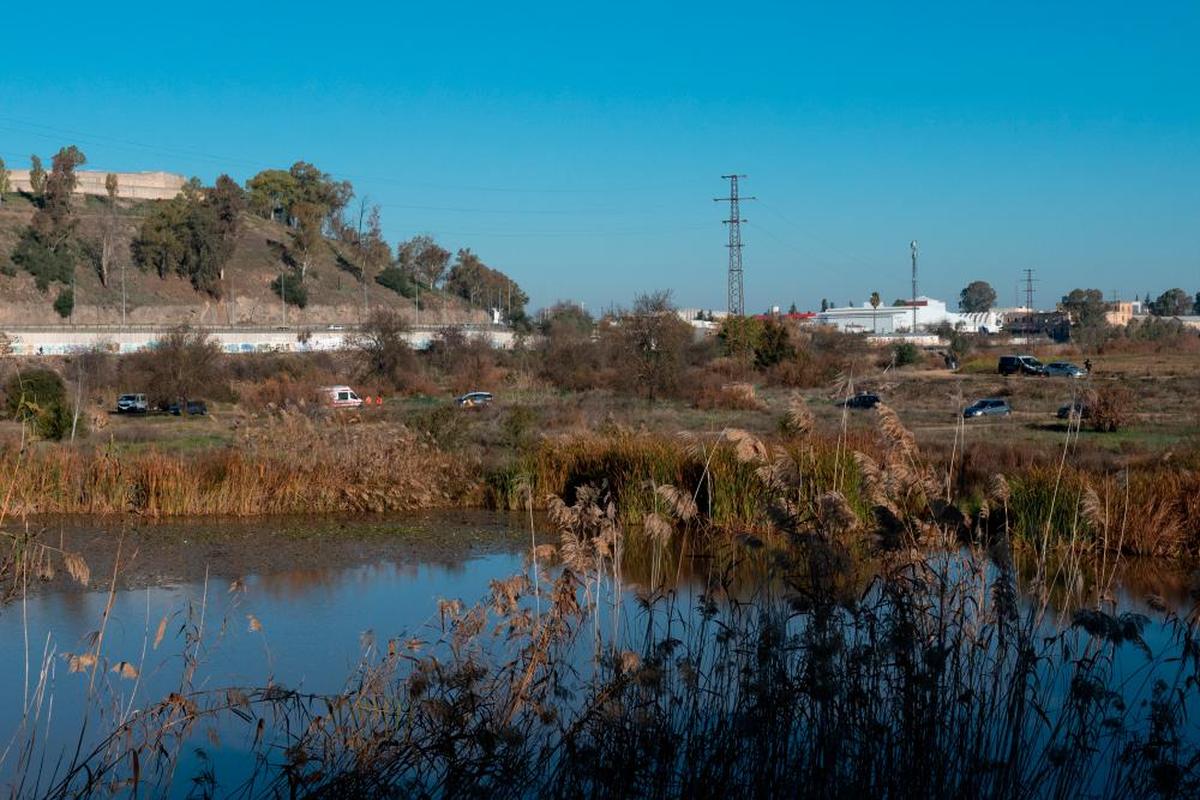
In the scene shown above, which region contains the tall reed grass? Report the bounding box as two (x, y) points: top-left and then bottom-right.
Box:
(0, 414), (480, 517)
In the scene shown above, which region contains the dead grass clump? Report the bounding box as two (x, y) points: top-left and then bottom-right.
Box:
(1086, 384), (1135, 432)
(0, 418), (480, 517)
(693, 380), (767, 411)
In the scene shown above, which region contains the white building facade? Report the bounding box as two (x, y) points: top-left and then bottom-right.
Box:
(816, 297), (1004, 334)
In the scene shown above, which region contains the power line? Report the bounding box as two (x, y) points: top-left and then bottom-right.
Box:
(714, 175), (754, 316)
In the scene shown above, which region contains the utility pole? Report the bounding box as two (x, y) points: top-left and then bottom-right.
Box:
(1022, 268), (1038, 311)
(714, 175), (754, 316)
(910, 240), (919, 333)
(357, 197), (369, 325)
(121, 259), (127, 328)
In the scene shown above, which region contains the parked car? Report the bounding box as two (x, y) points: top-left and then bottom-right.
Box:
(1057, 400), (1091, 420)
(116, 393), (149, 414)
(456, 391), (494, 408)
(963, 398), (1012, 418)
(322, 385), (364, 409)
(997, 355), (1046, 376)
(837, 392), (881, 410)
(168, 400), (208, 416)
(1043, 361), (1085, 378)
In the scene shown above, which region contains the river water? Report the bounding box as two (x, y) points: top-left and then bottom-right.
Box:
(1, 512), (1198, 796)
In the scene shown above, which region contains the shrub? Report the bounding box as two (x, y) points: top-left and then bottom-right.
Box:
(123, 326), (228, 406)
(350, 310), (424, 392)
(53, 287), (74, 318)
(4, 368), (66, 420)
(271, 271), (308, 308)
(35, 400), (76, 441)
(693, 380), (767, 411)
(375, 266), (417, 299)
(502, 404), (539, 451)
(12, 230), (74, 292)
(1087, 384), (1134, 433)
(891, 342), (920, 367)
(755, 319), (795, 368)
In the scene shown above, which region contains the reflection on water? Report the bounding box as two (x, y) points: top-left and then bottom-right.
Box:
(2, 514), (1199, 792)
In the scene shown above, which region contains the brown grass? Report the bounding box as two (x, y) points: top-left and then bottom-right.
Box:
(0, 414), (480, 516)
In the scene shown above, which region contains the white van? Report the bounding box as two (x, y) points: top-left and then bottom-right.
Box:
(322, 385), (363, 409)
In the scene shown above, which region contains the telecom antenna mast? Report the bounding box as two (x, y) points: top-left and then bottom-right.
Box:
(715, 175), (754, 316)
(910, 240), (919, 333)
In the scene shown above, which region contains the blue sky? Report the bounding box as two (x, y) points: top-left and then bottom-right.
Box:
(2, 0), (1197, 312)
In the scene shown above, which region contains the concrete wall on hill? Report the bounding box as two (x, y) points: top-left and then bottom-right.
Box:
(0, 326), (516, 356)
(6, 170), (185, 200)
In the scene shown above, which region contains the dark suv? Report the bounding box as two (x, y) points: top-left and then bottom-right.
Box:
(837, 392), (881, 410)
(998, 355), (1045, 376)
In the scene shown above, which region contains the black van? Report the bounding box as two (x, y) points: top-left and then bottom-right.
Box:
(998, 355), (1045, 376)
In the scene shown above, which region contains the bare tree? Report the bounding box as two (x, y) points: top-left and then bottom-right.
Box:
(613, 290), (691, 403)
(349, 310), (420, 389)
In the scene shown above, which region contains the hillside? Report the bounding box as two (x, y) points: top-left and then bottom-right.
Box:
(0, 193), (484, 327)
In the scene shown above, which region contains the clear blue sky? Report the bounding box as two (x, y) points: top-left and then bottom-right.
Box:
(2, 0), (1197, 312)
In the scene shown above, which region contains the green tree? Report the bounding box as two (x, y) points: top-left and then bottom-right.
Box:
(245, 161), (352, 230)
(755, 318), (795, 368)
(444, 248), (529, 321)
(538, 302), (593, 336)
(28, 155), (46, 198)
(53, 288), (74, 318)
(41, 146), (87, 232)
(289, 201), (324, 281)
(12, 146), (87, 293)
(208, 174), (246, 278)
(1149, 288), (1192, 317)
(130, 179), (240, 296)
(869, 291), (881, 332)
(892, 342), (920, 367)
(1194, 291), (1200, 316)
(4, 368), (65, 419)
(245, 168), (298, 222)
(397, 235), (451, 288)
(132, 197), (189, 278)
(717, 315), (764, 361)
(1061, 288), (1110, 349)
(1061, 289), (1107, 327)
(958, 280), (997, 313)
(271, 271), (308, 308)
(94, 173), (119, 286)
(375, 266), (416, 299)
(0, 157), (9, 203)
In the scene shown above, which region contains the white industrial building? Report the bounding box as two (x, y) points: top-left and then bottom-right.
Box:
(816, 297), (1004, 334)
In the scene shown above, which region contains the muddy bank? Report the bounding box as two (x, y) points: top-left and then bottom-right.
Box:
(9, 510), (539, 597)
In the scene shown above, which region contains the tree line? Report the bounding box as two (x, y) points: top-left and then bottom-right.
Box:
(0, 149), (529, 324)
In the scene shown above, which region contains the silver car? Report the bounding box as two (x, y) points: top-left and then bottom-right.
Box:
(963, 398), (1012, 418)
(1044, 362), (1085, 377)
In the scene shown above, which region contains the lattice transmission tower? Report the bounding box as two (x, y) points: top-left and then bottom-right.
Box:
(715, 175), (754, 316)
(1022, 268), (1039, 311)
